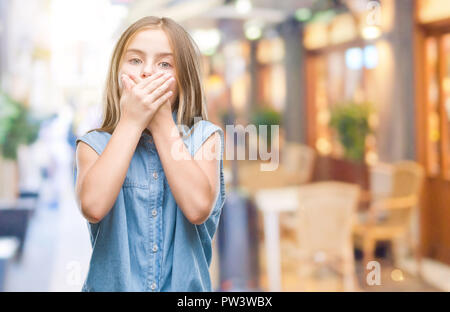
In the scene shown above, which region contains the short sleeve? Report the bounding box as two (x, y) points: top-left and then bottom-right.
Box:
(73, 130), (111, 184)
(75, 130), (111, 156)
(182, 120), (226, 216)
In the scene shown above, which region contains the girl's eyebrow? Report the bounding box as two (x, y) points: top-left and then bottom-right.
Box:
(155, 52), (174, 57)
(126, 49), (173, 58)
(126, 48), (145, 55)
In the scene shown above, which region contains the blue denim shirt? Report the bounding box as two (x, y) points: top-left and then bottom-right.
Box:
(75, 113), (225, 292)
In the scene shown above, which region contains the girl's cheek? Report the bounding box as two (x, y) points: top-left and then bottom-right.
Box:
(169, 78), (178, 95)
(120, 67), (140, 79)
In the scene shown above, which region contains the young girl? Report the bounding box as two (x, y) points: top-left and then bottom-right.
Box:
(75, 16), (225, 292)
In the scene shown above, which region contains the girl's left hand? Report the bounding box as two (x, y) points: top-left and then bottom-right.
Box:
(125, 74), (175, 132)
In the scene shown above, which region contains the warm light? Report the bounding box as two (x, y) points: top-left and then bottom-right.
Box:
(256, 38), (285, 63)
(365, 151), (378, 165)
(329, 13), (358, 45)
(429, 113), (440, 142)
(368, 113), (379, 128)
(304, 21), (329, 50)
(443, 78), (450, 92)
(317, 110), (330, 125)
(418, 0), (450, 24)
(362, 25), (382, 40)
(316, 138), (332, 155)
(391, 269), (404, 282)
(235, 0), (252, 15)
(205, 74), (225, 97)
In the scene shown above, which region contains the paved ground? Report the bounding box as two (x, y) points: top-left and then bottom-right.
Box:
(3, 159), (91, 292)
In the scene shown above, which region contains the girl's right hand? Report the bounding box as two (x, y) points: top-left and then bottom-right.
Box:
(119, 71), (175, 132)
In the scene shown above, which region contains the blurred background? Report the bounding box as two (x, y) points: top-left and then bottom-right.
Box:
(0, 0), (449, 292)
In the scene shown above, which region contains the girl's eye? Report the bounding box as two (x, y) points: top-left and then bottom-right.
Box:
(129, 58), (142, 65)
(159, 62), (172, 69)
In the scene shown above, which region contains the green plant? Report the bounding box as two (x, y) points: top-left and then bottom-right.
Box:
(249, 106), (281, 149)
(329, 101), (374, 162)
(0, 92), (41, 160)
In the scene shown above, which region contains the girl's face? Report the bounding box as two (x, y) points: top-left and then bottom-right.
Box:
(119, 28), (178, 105)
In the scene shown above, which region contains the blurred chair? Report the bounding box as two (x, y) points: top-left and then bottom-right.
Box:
(279, 143), (316, 239)
(353, 161), (425, 271)
(286, 182), (360, 291)
(238, 143), (316, 195)
(281, 143), (316, 185)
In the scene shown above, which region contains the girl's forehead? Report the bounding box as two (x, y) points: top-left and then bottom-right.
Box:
(127, 29), (173, 54)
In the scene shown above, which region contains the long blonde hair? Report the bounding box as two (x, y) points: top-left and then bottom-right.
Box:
(93, 16), (208, 134)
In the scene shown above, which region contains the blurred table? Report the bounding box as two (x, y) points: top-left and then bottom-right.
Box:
(254, 187), (299, 292)
(255, 186), (370, 292)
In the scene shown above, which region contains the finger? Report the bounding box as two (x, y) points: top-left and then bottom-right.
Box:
(136, 71), (165, 90)
(145, 76), (175, 101)
(147, 90), (173, 109)
(143, 74), (174, 95)
(128, 74), (141, 85)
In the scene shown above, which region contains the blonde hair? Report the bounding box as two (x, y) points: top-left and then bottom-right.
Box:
(92, 16), (208, 134)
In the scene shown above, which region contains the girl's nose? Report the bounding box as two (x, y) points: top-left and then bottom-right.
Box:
(141, 71), (151, 79)
(141, 66), (156, 79)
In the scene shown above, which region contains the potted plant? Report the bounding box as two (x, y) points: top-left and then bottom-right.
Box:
(249, 106), (281, 152)
(0, 91), (41, 200)
(329, 100), (374, 163)
(310, 101), (375, 189)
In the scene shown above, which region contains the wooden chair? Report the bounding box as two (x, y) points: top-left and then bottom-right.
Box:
(236, 143), (316, 194)
(235, 144), (316, 245)
(281, 143), (316, 185)
(278, 143), (316, 237)
(287, 182), (360, 291)
(353, 161), (425, 272)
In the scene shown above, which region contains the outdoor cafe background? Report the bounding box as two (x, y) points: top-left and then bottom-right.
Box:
(0, 0), (450, 292)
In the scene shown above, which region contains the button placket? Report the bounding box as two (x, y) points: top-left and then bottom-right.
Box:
(148, 169), (161, 292)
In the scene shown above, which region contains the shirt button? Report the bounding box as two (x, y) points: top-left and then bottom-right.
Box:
(151, 282), (157, 290)
(153, 171), (158, 179)
(152, 244), (158, 252)
(152, 209), (157, 217)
